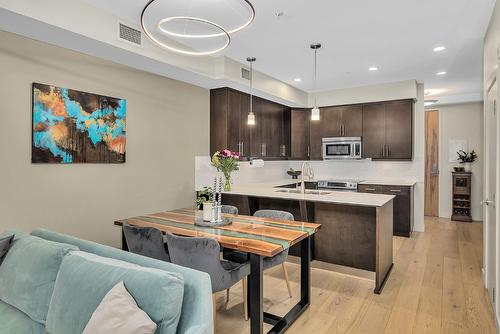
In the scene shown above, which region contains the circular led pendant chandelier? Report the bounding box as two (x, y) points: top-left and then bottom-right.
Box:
(141, 0), (255, 56)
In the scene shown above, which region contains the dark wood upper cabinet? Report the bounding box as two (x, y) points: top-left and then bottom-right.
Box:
(309, 116), (323, 160)
(362, 100), (413, 160)
(253, 97), (290, 158)
(340, 105), (363, 137)
(362, 103), (386, 159)
(210, 88), (250, 158)
(291, 109), (310, 159)
(211, 87), (413, 161)
(320, 106), (362, 138)
(321, 107), (343, 137)
(210, 87), (290, 160)
(385, 100), (413, 159)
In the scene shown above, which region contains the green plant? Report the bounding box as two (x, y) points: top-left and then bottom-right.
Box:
(457, 150), (478, 163)
(196, 186), (213, 209)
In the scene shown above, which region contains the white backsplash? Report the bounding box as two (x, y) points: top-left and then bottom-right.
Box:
(195, 156), (423, 190)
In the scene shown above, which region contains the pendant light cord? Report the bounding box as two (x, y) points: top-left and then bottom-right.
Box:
(250, 60), (253, 114)
(313, 48), (317, 108)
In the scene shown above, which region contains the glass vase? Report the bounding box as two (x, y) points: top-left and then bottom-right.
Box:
(223, 173), (232, 191)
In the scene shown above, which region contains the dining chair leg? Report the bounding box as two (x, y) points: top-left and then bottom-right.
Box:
(242, 277), (248, 321)
(282, 262), (292, 298)
(212, 293), (216, 330)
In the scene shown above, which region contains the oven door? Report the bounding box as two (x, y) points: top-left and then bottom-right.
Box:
(323, 142), (354, 159)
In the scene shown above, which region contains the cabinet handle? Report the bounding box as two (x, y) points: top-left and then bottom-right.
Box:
(261, 143), (266, 157)
(280, 145), (286, 157)
(342, 124), (345, 136)
(387, 145), (390, 157)
(241, 142), (244, 156)
(365, 188), (376, 191)
(390, 189), (401, 193)
(237, 142), (242, 156)
(307, 145), (310, 158)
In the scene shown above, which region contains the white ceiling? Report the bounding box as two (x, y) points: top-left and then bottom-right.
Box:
(81, 0), (495, 100)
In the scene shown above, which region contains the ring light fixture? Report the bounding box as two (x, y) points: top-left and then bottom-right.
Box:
(141, 2), (231, 56)
(141, 0), (254, 55)
(157, 0), (255, 39)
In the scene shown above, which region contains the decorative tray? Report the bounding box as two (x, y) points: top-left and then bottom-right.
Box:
(194, 217), (233, 227)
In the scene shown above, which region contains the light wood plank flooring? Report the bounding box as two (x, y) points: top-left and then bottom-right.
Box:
(215, 217), (498, 333)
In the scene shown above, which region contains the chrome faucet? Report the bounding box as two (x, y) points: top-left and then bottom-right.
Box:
(299, 161), (314, 194)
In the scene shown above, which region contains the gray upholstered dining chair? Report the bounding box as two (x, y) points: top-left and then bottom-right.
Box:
(221, 205), (238, 215)
(223, 209), (294, 298)
(165, 233), (250, 323)
(122, 223), (170, 262)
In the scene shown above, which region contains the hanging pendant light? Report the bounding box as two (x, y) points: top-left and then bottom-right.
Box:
(310, 43), (321, 121)
(247, 57), (256, 125)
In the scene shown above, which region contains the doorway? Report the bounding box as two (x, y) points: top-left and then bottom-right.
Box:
(425, 110), (439, 217)
(484, 81), (497, 311)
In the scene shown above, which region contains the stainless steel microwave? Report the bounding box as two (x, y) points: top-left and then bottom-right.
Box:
(322, 137), (362, 160)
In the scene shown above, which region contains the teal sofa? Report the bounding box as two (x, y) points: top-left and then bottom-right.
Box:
(0, 229), (213, 334)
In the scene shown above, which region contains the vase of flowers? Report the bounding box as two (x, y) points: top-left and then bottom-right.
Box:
(457, 150), (478, 172)
(211, 149), (240, 191)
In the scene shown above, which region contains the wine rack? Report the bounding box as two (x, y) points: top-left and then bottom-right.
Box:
(451, 172), (472, 222)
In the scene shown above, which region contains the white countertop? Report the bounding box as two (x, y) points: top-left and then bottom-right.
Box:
(223, 179), (395, 207)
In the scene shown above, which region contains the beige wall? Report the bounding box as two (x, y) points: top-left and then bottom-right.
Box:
(311, 80), (418, 106)
(0, 31), (209, 247)
(428, 102), (484, 221)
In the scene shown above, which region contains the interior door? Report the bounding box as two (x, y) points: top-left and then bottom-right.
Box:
(484, 82), (497, 309)
(425, 110), (439, 216)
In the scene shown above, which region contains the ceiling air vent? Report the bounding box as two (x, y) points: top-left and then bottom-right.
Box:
(241, 67), (251, 80)
(118, 22), (142, 46)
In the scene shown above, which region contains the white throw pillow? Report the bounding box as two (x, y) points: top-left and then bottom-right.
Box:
(82, 281), (157, 334)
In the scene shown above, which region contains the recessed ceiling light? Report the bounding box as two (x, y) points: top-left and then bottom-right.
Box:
(436, 71), (447, 76)
(294, 78), (302, 82)
(369, 67), (378, 71)
(433, 46), (446, 52)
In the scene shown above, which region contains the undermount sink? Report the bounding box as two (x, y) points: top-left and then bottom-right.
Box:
(275, 189), (331, 195)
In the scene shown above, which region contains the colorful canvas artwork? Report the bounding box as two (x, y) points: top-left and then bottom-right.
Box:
(32, 83), (126, 163)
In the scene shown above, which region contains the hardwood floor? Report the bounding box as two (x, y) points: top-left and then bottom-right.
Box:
(215, 217), (498, 334)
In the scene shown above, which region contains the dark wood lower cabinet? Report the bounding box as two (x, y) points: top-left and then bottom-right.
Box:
(358, 184), (414, 237)
(314, 203), (376, 271)
(221, 193), (394, 293)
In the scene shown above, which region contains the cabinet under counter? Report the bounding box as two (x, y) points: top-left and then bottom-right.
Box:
(221, 189), (394, 294)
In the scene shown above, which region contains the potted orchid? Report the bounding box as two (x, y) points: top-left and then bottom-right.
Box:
(211, 149), (240, 191)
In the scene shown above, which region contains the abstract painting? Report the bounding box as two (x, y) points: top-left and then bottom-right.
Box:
(32, 83), (126, 163)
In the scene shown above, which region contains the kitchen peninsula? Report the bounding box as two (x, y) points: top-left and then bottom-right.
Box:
(222, 179), (395, 294)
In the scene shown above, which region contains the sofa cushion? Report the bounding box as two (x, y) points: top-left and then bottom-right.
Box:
(82, 281), (157, 334)
(32, 228), (213, 334)
(0, 234), (14, 260)
(0, 301), (46, 334)
(0, 234), (78, 324)
(46, 251), (184, 334)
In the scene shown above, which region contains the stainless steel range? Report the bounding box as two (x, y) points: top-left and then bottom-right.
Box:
(317, 179), (361, 191)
